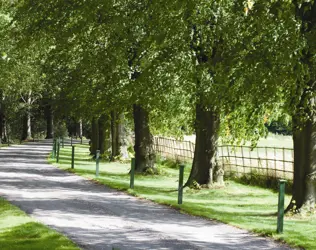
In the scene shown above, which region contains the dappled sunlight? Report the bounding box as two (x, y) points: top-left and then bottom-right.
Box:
(0, 216), (33, 231)
(0, 197), (78, 250)
(54, 144), (316, 249)
(0, 140), (295, 249)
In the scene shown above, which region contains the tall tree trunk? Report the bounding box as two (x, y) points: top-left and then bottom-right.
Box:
(286, 1), (316, 212)
(111, 111), (120, 160)
(287, 101), (316, 212)
(98, 114), (110, 155)
(133, 104), (156, 173)
(185, 104), (220, 187)
(26, 109), (31, 139)
(0, 111), (3, 142)
(79, 119), (83, 138)
(21, 115), (28, 141)
(45, 104), (54, 139)
(75, 121), (82, 138)
(4, 120), (8, 144)
(26, 92), (32, 139)
(118, 113), (129, 160)
(90, 117), (99, 156)
(0, 90), (3, 142)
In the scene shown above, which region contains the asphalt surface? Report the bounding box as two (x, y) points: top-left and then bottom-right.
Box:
(0, 140), (293, 250)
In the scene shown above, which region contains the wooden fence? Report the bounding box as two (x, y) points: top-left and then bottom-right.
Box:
(153, 136), (294, 180)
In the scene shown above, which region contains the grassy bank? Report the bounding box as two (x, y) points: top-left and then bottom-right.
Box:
(0, 198), (79, 250)
(50, 144), (316, 250)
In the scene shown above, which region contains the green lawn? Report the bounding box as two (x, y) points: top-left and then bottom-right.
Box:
(51, 144), (316, 250)
(0, 198), (79, 250)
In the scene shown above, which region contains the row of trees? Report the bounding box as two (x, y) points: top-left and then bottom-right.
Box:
(0, 1), (315, 211)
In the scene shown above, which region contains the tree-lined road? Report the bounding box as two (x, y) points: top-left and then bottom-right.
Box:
(0, 141), (292, 250)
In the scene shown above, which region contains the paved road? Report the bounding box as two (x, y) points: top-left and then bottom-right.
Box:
(0, 140), (292, 250)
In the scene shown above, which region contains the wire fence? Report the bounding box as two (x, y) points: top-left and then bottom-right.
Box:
(153, 136), (294, 180)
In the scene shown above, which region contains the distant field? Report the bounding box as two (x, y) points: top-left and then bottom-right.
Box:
(256, 134), (293, 148)
(183, 133), (293, 148)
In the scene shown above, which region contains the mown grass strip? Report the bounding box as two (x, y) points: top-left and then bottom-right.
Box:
(51, 144), (316, 250)
(0, 198), (79, 250)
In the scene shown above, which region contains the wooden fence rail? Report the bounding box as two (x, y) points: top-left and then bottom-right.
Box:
(153, 136), (294, 180)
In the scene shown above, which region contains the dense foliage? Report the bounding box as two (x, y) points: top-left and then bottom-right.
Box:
(0, 0), (315, 209)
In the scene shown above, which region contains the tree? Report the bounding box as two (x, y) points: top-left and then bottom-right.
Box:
(286, 0), (316, 212)
(10, 0), (312, 199)
(149, 0), (300, 187)
(0, 5), (44, 141)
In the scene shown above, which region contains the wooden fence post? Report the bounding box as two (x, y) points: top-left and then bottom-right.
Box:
(96, 150), (100, 177)
(130, 158), (135, 189)
(56, 139), (60, 163)
(178, 164), (185, 205)
(71, 146), (75, 169)
(277, 180), (286, 233)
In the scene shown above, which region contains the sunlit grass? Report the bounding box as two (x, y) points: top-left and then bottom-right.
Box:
(50, 144), (316, 250)
(0, 198), (79, 250)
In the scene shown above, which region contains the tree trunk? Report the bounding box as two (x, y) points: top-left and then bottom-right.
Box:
(90, 117), (99, 156)
(111, 111), (120, 160)
(286, 2), (316, 212)
(119, 113), (129, 160)
(26, 92), (32, 140)
(45, 104), (54, 139)
(287, 103), (316, 212)
(4, 120), (8, 144)
(0, 111), (3, 142)
(21, 115), (28, 141)
(75, 121), (82, 139)
(79, 119), (83, 138)
(0, 90), (3, 142)
(185, 104), (220, 187)
(98, 114), (110, 155)
(133, 104), (156, 173)
(26, 110), (31, 139)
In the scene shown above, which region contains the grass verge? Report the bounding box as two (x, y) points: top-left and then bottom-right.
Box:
(0, 198), (79, 250)
(50, 144), (316, 250)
